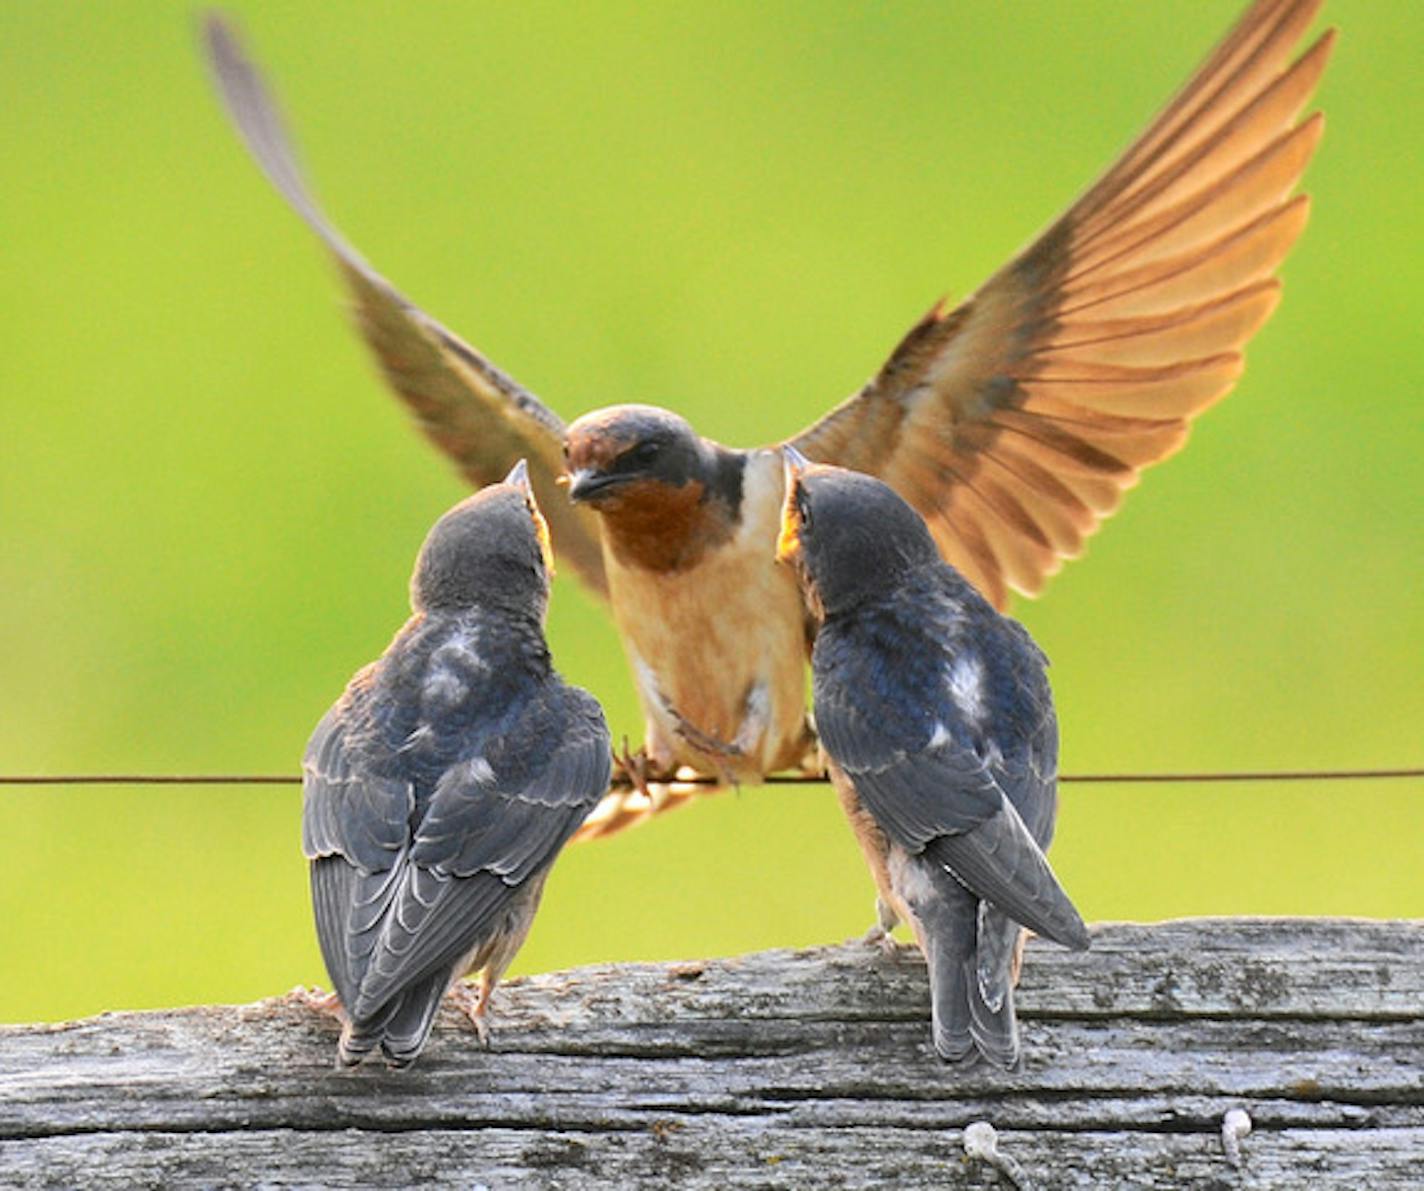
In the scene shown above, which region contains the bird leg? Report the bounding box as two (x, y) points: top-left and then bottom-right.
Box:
(1009, 927), (1028, 989)
(667, 710), (745, 774)
(612, 736), (660, 802)
(448, 977), (493, 1046)
(862, 897), (907, 955)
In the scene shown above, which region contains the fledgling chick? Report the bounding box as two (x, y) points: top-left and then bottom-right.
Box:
(777, 449), (1089, 1068)
(301, 461), (611, 1068)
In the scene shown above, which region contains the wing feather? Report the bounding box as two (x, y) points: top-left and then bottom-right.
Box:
(351, 688), (610, 1016)
(201, 15), (607, 595)
(815, 646), (1085, 949)
(788, 0), (1332, 608)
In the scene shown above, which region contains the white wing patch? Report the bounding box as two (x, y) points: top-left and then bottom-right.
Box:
(928, 721), (953, 750)
(947, 655), (986, 725)
(464, 756), (496, 786)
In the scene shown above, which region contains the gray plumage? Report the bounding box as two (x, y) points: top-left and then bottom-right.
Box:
(782, 457), (1088, 1069)
(302, 464), (611, 1067)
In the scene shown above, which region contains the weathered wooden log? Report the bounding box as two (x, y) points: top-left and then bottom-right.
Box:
(3, 918), (1421, 1188)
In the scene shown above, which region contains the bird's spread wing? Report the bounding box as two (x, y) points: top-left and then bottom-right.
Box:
(201, 15), (608, 596)
(815, 639), (1086, 950)
(350, 687), (612, 1016)
(788, 0), (1332, 609)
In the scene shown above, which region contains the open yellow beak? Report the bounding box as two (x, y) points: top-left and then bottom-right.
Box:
(531, 504), (556, 578)
(776, 446), (808, 564)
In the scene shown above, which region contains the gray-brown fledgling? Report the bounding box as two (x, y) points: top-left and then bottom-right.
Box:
(777, 450), (1088, 1068)
(204, 3), (1332, 835)
(302, 461), (611, 1068)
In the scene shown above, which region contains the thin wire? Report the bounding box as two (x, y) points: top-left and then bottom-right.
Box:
(0, 767), (1420, 788)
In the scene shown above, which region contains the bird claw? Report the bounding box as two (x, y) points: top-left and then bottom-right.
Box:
(576, 752), (708, 841)
(613, 737), (656, 801)
(449, 980), (492, 1047)
(861, 924), (907, 957)
(861, 896), (906, 955)
(795, 724), (828, 779)
(612, 738), (685, 808)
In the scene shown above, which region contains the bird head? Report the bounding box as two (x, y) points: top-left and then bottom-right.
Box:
(563, 405), (709, 510)
(777, 447), (939, 617)
(562, 405), (744, 571)
(410, 459), (554, 618)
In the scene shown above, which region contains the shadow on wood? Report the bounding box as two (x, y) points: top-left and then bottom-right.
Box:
(2, 918), (1421, 1188)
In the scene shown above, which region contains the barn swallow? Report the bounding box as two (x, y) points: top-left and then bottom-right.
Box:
(777, 449), (1088, 1067)
(301, 461), (612, 1067)
(204, 2), (1333, 834)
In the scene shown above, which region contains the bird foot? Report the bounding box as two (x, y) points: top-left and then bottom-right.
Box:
(448, 980), (492, 1047)
(860, 924), (908, 957)
(795, 728), (829, 779)
(286, 985), (344, 1019)
(576, 756), (710, 840)
(612, 739), (685, 804)
(613, 737), (657, 801)
(798, 755), (830, 781)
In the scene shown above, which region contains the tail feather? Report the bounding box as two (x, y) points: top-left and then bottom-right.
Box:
(379, 968), (454, 1068)
(966, 958), (1020, 1070)
(923, 894), (1026, 1069)
(926, 930), (976, 1065)
(337, 966), (452, 1069)
(975, 902), (1022, 1014)
(970, 904), (1025, 1069)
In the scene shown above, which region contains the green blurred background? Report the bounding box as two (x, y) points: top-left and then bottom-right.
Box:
(3, 1), (1420, 1024)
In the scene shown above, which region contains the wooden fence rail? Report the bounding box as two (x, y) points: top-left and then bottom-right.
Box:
(2, 918), (1421, 1188)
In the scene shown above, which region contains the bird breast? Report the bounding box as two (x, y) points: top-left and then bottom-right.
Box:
(603, 451), (808, 779)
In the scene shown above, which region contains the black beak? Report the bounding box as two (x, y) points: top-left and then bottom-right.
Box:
(566, 468), (632, 503)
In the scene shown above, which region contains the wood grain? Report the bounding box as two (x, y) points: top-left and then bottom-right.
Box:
(3, 918), (1420, 1188)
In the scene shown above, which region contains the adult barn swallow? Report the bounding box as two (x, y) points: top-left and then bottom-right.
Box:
(204, 2), (1333, 834)
(301, 462), (611, 1067)
(777, 451), (1088, 1067)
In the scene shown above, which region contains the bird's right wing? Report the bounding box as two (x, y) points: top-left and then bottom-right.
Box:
(201, 15), (608, 596)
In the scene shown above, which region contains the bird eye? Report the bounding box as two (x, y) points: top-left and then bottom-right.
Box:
(626, 440), (661, 468)
(796, 487), (812, 533)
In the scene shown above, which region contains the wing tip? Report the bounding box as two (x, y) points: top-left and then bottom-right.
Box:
(198, 8), (248, 82)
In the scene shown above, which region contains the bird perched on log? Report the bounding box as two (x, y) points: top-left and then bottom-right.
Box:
(203, 1), (1333, 835)
(776, 449), (1088, 1067)
(301, 461), (611, 1068)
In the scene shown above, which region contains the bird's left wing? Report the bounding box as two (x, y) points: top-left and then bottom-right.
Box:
(201, 15), (608, 596)
(351, 687), (611, 1016)
(788, 0), (1332, 608)
(301, 675), (417, 1007)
